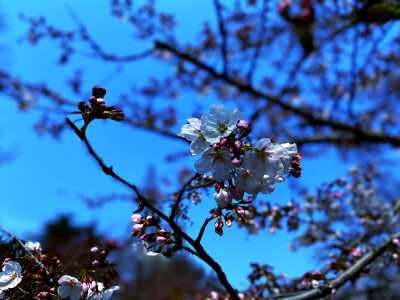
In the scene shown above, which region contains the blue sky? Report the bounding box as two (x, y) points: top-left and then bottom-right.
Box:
(0, 0), (357, 289)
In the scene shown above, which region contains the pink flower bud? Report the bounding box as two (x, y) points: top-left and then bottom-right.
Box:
(214, 216), (224, 236)
(220, 137), (228, 146)
(213, 143), (221, 150)
(92, 260), (99, 267)
(237, 120), (249, 130)
(131, 214), (142, 224)
(90, 247), (99, 253)
(156, 236), (167, 242)
(234, 140), (242, 149)
(231, 156), (243, 168)
(146, 215), (153, 222)
(133, 224), (144, 232)
(393, 238), (399, 245)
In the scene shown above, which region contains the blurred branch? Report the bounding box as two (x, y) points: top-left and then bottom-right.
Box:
(213, 0), (228, 75)
(281, 231), (400, 300)
(66, 4), (153, 62)
(246, 0), (269, 84)
(154, 41), (400, 147)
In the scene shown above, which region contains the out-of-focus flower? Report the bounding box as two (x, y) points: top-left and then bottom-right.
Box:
(24, 241), (42, 253)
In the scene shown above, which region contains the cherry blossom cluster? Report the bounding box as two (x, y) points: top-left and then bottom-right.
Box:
(179, 104), (302, 209)
(78, 87), (124, 123)
(0, 239), (119, 300)
(131, 214), (178, 257)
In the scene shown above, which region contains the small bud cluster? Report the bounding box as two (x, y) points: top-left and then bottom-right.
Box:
(78, 87), (124, 123)
(131, 214), (180, 257)
(0, 239), (119, 300)
(300, 271), (328, 290)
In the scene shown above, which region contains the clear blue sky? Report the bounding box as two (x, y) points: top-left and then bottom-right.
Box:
(0, 1), (356, 289)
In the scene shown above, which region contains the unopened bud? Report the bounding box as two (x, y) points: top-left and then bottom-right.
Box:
(156, 236), (167, 243)
(213, 143), (221, 151)
(237, 120), (249, 130)
(231, 156), (243, 168)
(131, 214), (142, 224)
(234, 140), (242, 149)
(214, 189), (232, 208)
(92, 86), (106, 98)
(110, 109), (124, 122)
(220, 137), (228, 146)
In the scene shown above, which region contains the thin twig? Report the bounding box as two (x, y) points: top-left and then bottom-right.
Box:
(170, 173), (199, 221)
(196, 216), (215, 244)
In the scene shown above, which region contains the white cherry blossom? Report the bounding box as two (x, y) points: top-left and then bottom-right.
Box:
(200, 104), (242, 144)
(0, 261), (22, 291)
(179, 117), (210, 155)
(87, 282), (119, 300)
(58, 275), (83, 300)
(236, 170), (276, 198)
(243, 138), (284, 179)
(268, 142), (298, 173)
(194, 147), (233, 181)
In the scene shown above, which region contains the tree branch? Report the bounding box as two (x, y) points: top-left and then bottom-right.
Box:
(154, 40), (400, 147)
(66, 118), (240, 300)
(282, 231), (400, 300)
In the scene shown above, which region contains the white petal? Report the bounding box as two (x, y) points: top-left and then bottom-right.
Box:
(188, 117), (201, 129)
(58, 285), (70, 298)
(190, 139), (210, 155)
(210, 104), (229, 117)
(179, 123), (200, 141)
(254, 138), (271, 150)
(194, 148), (214, 174)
